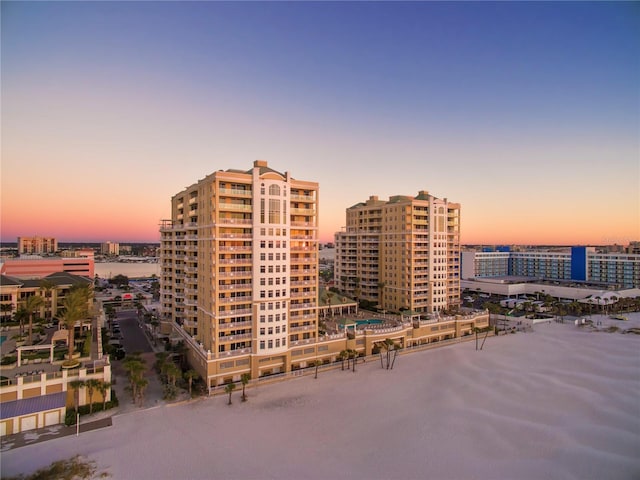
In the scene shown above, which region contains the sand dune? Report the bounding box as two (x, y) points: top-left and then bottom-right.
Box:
(2, 314), (639, 480)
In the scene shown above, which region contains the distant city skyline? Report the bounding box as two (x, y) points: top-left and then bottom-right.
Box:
(2, 2), (638, 245)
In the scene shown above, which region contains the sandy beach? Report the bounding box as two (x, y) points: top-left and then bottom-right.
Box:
(2, 313), (639, 480)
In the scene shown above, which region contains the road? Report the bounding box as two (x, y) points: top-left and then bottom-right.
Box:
(114, 310), (153, 355)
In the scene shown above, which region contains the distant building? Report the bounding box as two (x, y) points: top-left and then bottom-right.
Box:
(17, 236), (57, 255)
(461, 247), (640, 289)
(0, 252), (94, 280)
(101, 241), (120, 256)
(335, 191), (461, 314)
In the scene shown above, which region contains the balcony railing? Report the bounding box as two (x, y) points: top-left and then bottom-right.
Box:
(218, 332), (252, 342)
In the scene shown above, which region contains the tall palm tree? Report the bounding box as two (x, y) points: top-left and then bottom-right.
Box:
(338, 350), (348, 371)
(135, 377), (149, 407)
(60, 286), (90, 366)
(240, 373), (251, 401)
(24, 295), (44, 345)
(224, 382), (236, 405)
(85, 379), (101, 414)
(69, 379), (85, 412)
(39, 278), (56, 320)
(97, 381), (111, 411)
(14, 307), (28, 337)
(184, 369), (199, 397)
(163, 362), (181, 388)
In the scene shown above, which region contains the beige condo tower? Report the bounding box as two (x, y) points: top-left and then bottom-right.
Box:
(335, 192), (461, 314)
(160, 161), (320, 383)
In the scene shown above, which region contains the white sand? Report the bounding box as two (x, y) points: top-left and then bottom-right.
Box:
(2, 313), (639, 480)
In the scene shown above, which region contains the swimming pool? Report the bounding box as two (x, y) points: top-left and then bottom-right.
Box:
(355, 319), (384, 326)
(0, 335), (6, 346)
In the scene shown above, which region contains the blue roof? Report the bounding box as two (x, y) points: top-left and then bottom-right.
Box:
(0, 392), (66, 419)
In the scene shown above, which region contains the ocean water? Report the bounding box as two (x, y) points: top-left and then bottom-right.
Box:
(95, 262), (160, 279)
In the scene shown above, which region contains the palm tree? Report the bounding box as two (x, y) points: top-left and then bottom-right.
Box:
(60, 286), (90, 366)
(338, 350), (348, 370)
(348, 349), (358, 372)
(24, 295), (44, 345)
(85, 379), (101, 414)
(39, 278), (56, 321)
(390, 341), (402, 369)
(163, 362), (181, 388)
(135, 377), (149, 407)
(224, 382), (236, 405)
(0, 302), (14, 325)
(97, 381), (111, 411)
(69, 379), (85, 413)
(123, 355), (146, 404)
(14, 308), (28, 338)
(184, 369), (199, 397)
(240, 373), (251, 401)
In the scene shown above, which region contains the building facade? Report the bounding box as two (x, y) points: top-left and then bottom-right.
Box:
(461, 248), (640, 288)
(17, 237), (58, 255)
(0, 254), (94, 280)
(335, 192), (461, 314)
(160, 161), (321, 382)
(101, 242), (120, 256)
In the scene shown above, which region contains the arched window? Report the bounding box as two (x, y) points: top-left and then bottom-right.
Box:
(269, 184), (281, 196)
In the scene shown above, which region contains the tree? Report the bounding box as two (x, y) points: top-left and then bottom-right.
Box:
(338, 350), (348, 370)
(224, 382), (236, 405)
(60, 286), (90, 366)
(240, 373), (251, 401)
(85, 379), (102, 414)
(123, 354), (146, 404)
(0, 302), (14, 324)
(348, 349), (358, 372)
(163, 361), (181, 388)
(97, 381), (111, 411)
(135, 377), (149, 407)
(39, 278), (56, 321)
(69, 379), (85, 412)
(23, 295), (44, 345)
(184, 369), (199, 397)
(14, 307), (28, 337)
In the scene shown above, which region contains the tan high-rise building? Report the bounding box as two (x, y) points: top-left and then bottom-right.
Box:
(17, 236), (58, 255)
(159, 161), (320, 379)
(335, 191), (461, 314)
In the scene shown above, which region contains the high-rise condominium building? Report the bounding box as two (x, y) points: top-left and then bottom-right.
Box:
(160, 161), (319, 368)
(101, 241), (120, 256)
(335, 192), (461, 314)
(17, 236), (58, 255)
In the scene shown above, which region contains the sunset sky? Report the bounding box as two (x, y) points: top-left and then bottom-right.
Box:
(2, 2), (638, 245)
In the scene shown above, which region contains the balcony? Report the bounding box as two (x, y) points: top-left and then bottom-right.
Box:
(219, 320), (253, 329)
(219, 246), (252, 253)
(219, 203), (252, 212)
(218, 308), (252, 318)
(289, 324), (316, 333)
(218, 283), (253, 291)
(218, 218), (252, 225)
(219, 187), (252, 197)
(218, 332), (252, 342)
(218, 258), (252, 265)
(217, 296), (252, 304)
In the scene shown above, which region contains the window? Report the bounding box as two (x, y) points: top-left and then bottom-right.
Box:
(260, 253), (266, 261)
(275, 339), (280, 347)
(260, 340), (265, 349)
(260, 328), (265, 335)
(269, 184), (281, 196)
(260, 315), (265, 322)
(268, 327), (273, 334)
(268, 340), (273, 348)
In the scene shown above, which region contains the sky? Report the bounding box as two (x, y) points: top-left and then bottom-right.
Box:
(1, 1), (638, 245)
